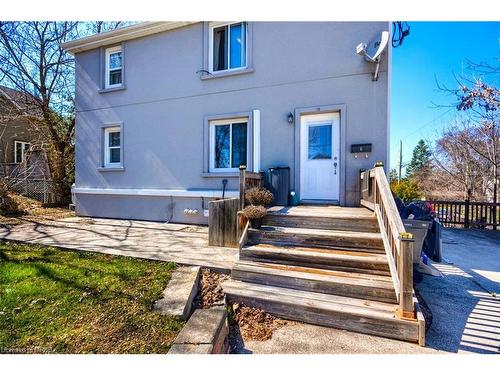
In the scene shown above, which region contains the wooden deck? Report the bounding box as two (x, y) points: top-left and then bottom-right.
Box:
(267, 205), (375, 218)
(225, 199), (425, 345)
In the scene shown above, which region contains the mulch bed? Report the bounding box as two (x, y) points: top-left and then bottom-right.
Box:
(196, 268), (230, 308)
(194, 268), (289, 342)
(231, 303), (290, 341)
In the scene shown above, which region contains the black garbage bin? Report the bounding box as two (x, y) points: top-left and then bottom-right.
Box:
(266, 167), (290, 206)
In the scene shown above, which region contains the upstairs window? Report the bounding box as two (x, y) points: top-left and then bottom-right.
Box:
(103, 127), (121, 168)
(14, 141), (30, 163)
(105, 46), (122, 88)
(210, 22), (247, 72)
(209, 118), (248, 172)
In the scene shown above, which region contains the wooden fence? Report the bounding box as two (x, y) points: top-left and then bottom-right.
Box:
(429, 200), (499, 230)
(208, 197), (240, 247)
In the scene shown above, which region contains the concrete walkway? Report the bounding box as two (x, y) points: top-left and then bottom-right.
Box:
(231, 228), (500, 354)
(0, 217), (237, 272)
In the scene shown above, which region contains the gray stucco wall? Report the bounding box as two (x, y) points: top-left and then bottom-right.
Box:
(74, 21), (389, 224)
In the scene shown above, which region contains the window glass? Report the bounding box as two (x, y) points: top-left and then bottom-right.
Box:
(108, 131), (121, 147)
(308, 124), (332, 160)
(230, 23), (246, 69)
(106, 48), (122, 87)
(109, 70), (122, 86)
(231, 122), (247, 167)
(214, 125), (230, 168)
(15, 142), (23, 163)
(213, 26), (228, 71)
(110, 148), (121, 163)
(211, 22), (246, 72)
(104, 128), (121, 167)
(109, 52), (122, 70)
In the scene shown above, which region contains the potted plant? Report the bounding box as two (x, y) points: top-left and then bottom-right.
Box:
(242, 205), (267, 229)
(245, 187), (274, 206)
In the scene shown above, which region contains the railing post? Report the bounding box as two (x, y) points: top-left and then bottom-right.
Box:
(397, 233), (415, 320)
(464, 189), (471, 229)
(239, 165), (246, 211)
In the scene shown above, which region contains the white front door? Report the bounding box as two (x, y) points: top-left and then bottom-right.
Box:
(300, 112), (340, 201)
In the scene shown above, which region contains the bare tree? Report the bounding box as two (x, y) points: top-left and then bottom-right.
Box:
(434, 58), (500, 207)
(0, 21), (132, 204)
(431, 121), (493, 200)
(0, 22), (80, 203)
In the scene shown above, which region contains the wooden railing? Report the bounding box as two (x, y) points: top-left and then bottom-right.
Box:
(208, 197), (240, 247)
(238, 165), (264, 210)
(430, 200), (499, 230)
(360, 165), (415, 319)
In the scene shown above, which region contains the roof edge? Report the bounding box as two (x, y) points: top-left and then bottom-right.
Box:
(61, 21), (199, 55)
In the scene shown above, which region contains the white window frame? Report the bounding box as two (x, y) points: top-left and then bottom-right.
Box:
(105, 46), (123, 89)
(209, 117), (249, 173)
(14, 140), (30, 164)
(103, 126), (122, 168)
(208, 22), (247, 74)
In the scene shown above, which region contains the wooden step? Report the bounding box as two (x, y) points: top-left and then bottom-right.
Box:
(240, 244), (390, 276)
(223, 280), (420, 343)
(248, 226), (384, 252)
(264, 213), (379, 232)
(232, 261), (397, 303)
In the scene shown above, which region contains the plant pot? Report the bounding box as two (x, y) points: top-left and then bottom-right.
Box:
(249, 218), (263, 229)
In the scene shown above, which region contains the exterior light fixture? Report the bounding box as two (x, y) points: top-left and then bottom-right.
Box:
(287, 112), (294, 124)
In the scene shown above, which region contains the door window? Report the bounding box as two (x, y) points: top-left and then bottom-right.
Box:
(308, 124), (332, 160)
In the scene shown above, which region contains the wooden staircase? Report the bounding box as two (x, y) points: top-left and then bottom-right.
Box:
(223, 169), (426, 346)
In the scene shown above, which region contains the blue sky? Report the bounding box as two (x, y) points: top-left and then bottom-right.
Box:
(390, 21), (500, 171)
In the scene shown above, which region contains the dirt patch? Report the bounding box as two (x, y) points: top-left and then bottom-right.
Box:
(196, 268), (230, 308)
(230, 303), (290, 341)
(0, 193), (73, 227)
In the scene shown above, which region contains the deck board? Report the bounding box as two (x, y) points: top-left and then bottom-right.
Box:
(267, 205), (375, 219)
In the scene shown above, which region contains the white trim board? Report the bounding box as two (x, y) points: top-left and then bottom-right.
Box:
(61, 22), (198, 55)
(72, 187), (238, 198)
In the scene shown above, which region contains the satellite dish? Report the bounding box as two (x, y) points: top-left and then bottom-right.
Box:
(364, 31), (389, 62)
(355, 31), (389, 81)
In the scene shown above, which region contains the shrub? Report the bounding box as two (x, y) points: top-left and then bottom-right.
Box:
(390, 178), (423, 203)
(0, 181), (27, 215)
(245, 187), (274, 206)
(242, 205), (267, 220)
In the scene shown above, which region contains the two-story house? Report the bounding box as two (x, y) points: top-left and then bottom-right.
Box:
(63, 21), (390, 224)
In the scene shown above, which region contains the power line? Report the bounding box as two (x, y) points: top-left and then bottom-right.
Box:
(391, 108), (454, 150)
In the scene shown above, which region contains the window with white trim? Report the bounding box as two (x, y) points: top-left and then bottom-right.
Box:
(105, 46), (123, 88)
(209, 118), (248, 172)
(209, 22), (247, 73)
(103, 127), (121, 168)
(14, 141), (30, 164)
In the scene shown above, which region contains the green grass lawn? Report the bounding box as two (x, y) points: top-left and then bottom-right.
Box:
(0, 241), (182, 353)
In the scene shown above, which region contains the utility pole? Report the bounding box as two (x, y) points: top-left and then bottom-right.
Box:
(398, 140), (403, 183)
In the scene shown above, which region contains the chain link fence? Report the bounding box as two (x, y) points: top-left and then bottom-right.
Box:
(8, 178), (54, 204)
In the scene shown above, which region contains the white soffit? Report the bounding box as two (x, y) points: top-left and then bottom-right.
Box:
(61, 21), (198, 54)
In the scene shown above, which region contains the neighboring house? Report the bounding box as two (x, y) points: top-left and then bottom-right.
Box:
(0, 85), (50, 180)
(63, 21), (390, 224)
